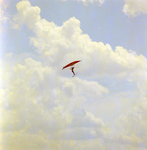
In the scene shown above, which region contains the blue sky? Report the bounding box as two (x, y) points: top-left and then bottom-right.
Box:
(1, 0), (147, 149)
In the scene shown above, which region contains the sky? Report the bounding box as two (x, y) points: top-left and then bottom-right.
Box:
(1, 0), (147, 149)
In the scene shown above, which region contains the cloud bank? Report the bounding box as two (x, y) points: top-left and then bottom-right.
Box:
(1, 0), (147, 149)
(13, 0), (147, 79)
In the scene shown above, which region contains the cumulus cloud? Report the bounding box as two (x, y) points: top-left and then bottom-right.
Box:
(53, 109), (105, 140)
(13, 0), (41, 30)
(113, 98), (147, 149)
(62, 78), (108, 99)
(0, 55), (108, 149)
(123, 0), (147, 17)
(13, 0), (147, 79)
(1, 0), (147, 149)
(70, 108), (105, 128)
(0, 0), (10, 32)
(0, 9), (7, 23)
(61, 0), (105, 6)
(4, 52), (14, 59)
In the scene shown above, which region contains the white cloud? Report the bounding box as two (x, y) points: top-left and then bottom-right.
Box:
(62, 78), (108, 99)
(0, 9), (7, 23)
(5, 52), (14, 59)
(1, 0), (147, 149)
(51, 109), (105, 141)
(0, 55), (108, 149)
(77, 0), (105, 6)
(0, 1), (10, 34)
(61, 0), (105, 6)
(0, 1), (9, 24)
(123, 0), (147, 17)
(13, 0), (147, 79)
(113, 98), (147, 148)
(70, 109), (105, 128)
(1, 56), (146, 148)
(13, 0), (41, 30)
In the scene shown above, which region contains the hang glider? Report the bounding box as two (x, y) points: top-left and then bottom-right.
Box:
(62, 60), (81, 77)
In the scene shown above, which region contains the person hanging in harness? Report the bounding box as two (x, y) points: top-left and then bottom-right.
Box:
(70, 67), (75, 77)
